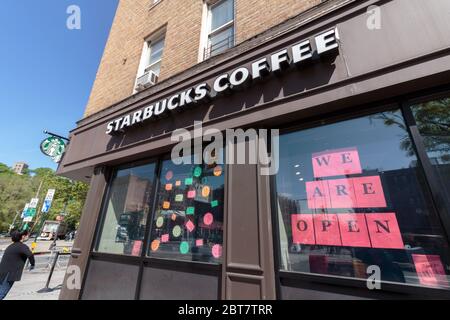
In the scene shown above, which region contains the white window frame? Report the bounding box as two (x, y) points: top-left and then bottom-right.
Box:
(134, 29), (166, 94)
(199, 0), (235, 61)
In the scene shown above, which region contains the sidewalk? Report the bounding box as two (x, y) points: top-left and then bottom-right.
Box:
(4, 269), (65, 300)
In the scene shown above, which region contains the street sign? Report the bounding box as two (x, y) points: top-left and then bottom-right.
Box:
(45, 189), (56, 201)
(41, 200), (52, 213)
(23, 216), (33, 223)
(29, 198), (39, 209)
(21, 203), (30, 218)
(25, 208), (37, 217)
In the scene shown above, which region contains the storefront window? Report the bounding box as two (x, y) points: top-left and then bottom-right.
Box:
(411, 97), (450, 215)
(275, 110), (450, 289)
(148, 158), (225, 263)
(97, 163), (156, 256)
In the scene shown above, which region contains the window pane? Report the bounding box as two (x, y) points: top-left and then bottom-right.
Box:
(149, 37), (165, 65)
(209, 26), (233, 57)
(211, 0), (233, 31)
(148, 157), (225, 263)
(275, 110), (450, 289)
(411, 97), (450, 213)
(97, 163), (156, 256)
(147, 61), (161, 76)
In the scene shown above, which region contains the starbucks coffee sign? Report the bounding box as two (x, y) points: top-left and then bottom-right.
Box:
(40, 136), (67, 163)
(106, 28), (340, 135)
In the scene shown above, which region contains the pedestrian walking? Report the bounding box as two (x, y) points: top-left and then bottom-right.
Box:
(0, 230), (35, 300)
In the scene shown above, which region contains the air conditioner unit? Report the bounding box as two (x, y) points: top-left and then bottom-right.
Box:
(135, 70), (158, 91)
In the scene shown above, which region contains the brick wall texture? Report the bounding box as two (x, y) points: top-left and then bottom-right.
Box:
(84, 0), (321, 117)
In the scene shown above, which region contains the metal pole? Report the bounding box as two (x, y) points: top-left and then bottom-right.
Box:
(43, 130), (70, 142)
(37, 251), (60, 293)
(9, 211), (20, 233)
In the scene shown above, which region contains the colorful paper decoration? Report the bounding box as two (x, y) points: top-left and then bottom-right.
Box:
(211, 200), (219, 208)
(196, 239), (204, 247)
(203, 213), (214, 226)
(161, 234), (169, 243)
(165, 183), (173, 191)
(180, 241), (189, 254)
(171, 213), (177, 221)
(163, 201), (170, 209)
(193, 166), (202, 178)
(187, 189), (196, 199)
(175, 194), (184, 202)
(186, 220), (195, 232)
(312, 147), (362, 178)
(156, 216), (164, 228)
(172, 225), (182, 237)
(151, 239), (160, 252)
(175, 180), (182, 187)
(186, 207), (195, 215)
(212, 244), (222, 258)
(165, 170), (174, 181)
(201, 186), (211, 197)
(185, 177), (193, 185)
(412, 254), (449, 288)
(131, 240), (143, 256)
(213, 165), (223, 177)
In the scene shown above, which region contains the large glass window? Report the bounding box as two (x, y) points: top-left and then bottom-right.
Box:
(97, 163), (156, 256)
(411, 97), (450, 215)
(275, 110), (450, 289)
(148, 159), (225, 263)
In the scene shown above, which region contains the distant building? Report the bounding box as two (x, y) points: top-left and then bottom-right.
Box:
(13, 162), (28, 175)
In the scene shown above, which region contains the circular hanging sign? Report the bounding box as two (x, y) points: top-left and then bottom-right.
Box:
(40, 137), (66, 163)
(172, 225), (182, 237)
(180, 241), (189, 254)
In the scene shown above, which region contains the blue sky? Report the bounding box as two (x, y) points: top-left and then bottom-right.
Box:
(0, 0), (118, 170)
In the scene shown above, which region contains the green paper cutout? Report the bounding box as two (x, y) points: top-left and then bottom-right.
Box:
(193, 166), (202, 177)
(180, 241), (189, 254)
(172, 225), (182, 237)
(185, 177), (193, 185)
(211, 200), (219, 208)
(175, 194), (184, 202)
(156, 216), (164, 228)
(186, 207), (195, 215)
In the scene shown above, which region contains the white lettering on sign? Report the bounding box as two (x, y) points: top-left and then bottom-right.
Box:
(106, 27), (340, 135)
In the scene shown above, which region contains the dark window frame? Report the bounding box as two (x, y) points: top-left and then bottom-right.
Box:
(270, 88), (450, 299)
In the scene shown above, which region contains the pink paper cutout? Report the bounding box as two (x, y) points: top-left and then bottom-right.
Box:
(353, 176), (387, 208)
(338, 213), (371, 248)
(412, 254), (449, 288)
(327, 178), (357, 209)
(185, 220), (195, 233)
(161, 234), (169, 243)
(196, 239), (204, 247)
(312, 147), (362, 178)
(131, 240), (142, 256)
(187, 189), (196, 199)
(212, 244), (222, 258)
(366, 213), (404, 249)
(203, 213), (214, 226)
(313, 214), (342, 246)
(306, 181), (331, 209)
(291, 214), (316, 245)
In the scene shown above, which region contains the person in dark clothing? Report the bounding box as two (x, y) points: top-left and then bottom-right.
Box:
(0, 230), (35, 300)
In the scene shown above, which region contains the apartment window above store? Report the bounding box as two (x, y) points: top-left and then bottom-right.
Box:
(135, 31), (165, 92)
(202, 0), (235, 60)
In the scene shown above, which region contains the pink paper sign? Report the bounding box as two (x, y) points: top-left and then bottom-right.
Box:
(353, 176), (387, 208)
(161, 234), (169, 243)
(291, 214), (315, 245)
(314, 214), (342, 246)
(338, 214), (371, 248)
(203, 213), (214, 226)
(131, 240), (143, 256)
(312, 147), (362, 178)
(212, 244), (222, 258)
(366, 213), (404, 249)
(306, 181), (331, 210)
(196, 239), (204, 247)
(412, 254), (449, 288)
(185, 220), (195, 232)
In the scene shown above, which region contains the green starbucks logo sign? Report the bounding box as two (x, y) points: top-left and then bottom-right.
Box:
(40, 137), (66, 163)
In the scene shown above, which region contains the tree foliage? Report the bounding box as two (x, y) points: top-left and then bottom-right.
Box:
(0, 164), (89, 232)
